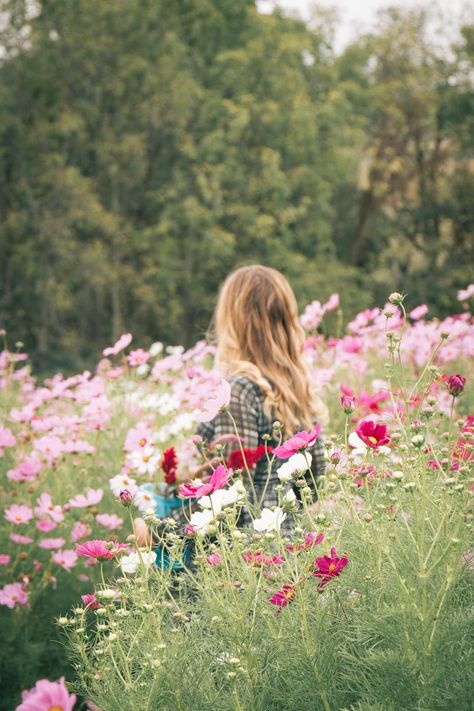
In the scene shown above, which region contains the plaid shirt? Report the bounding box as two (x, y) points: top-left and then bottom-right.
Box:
(165, 375), (326, 533)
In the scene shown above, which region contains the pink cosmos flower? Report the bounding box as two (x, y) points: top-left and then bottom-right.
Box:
(0, 582), (28, 609)
(409, 304), (429, 320)
(272, 424), (321, 459)
(33, 435), (64, 460)
(355, 420), (390, 449)
(457, 284), (474, 301)
(68, 488), (104, 508)
(269, 583), (297, 611)
(206, 553), (222, 566)
(0, 424), (16, 456)
(312, 547), (348, 588)
(285, 531), (325, 553)
(70, 521), (92, 542)
(95, 514), (123, 530)
(36, 519), (57, 533)
(179, 464), (232, 499)
(81, 593), (100, 610)
(34, 493), (64, 523)
(242, 551), (285, 567)
(103, 332), (132, 357)
(7, 456), (42, 482)
(52, 550), (78, 570)
(75, 539), (128, 561)
(124, 422), (154, 452)
(127, 348), (150, 366)
(0, 554), (11, 565)
(39, 537), (66, 550)
(4, 504), (34, 525)
(193, 379), (231, 422)
(16, 676), (76, 711)
(10, 533), (33, 545)
(340, 395), (355, 414)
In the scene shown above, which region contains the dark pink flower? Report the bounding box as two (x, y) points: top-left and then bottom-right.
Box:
(179, 464), (232, 499)
(272, 425), (321, 459)
(312, 547), (348, 588)
(81, 593), (100, 610)
(355, 420), (390, 449)
(242, 551), (285, 567)
(285, 531), (324, 552)
(340, 395), (355, 414)
(269, 583), (296, 611)
(119, 489), (134, 506)
(16, 676), (76, 711)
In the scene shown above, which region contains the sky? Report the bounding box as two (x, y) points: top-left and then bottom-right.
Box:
(256, 0), (472, 53)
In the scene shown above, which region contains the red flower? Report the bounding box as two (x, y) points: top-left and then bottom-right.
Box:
(312, 547), (348, 589)
(227, 445), (267, 472)
(269, 583), (296, 612)
(356, 420), (390, 449)
(161, 447), (178, 486)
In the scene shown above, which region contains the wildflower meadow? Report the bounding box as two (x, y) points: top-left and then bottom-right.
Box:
(1, 288), (473, 710)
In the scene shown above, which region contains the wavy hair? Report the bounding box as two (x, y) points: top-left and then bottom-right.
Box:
(210, 265), (328, 434)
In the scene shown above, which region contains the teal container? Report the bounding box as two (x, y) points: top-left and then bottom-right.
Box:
(137, 484), (189, 571)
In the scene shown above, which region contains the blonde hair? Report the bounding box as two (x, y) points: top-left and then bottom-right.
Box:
(211, 265), (328, 434)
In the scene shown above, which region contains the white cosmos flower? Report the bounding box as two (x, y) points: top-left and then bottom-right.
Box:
(348, 431), (367, 458)
(199, 481), (246, 513)
(188, 509), (215, 534)
(134, 489), (157, 513)
(253, 506), (287, 532)
(283, 489), (296, 504)
(277, 452), (312, 483)
(121, 550), (156, 574)
(129, 446), (161, 476)
(149, 342), (164, 357)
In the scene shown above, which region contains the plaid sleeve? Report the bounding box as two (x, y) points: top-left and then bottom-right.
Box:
(305, 434), (326, 495)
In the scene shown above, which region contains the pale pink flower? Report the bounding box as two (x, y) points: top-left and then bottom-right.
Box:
(33, 435), (64, 460)
(409, 304), (429, 320)
(34, 492), (64, 523)
(51, 549), (78, 570)
(39, 537), (65, 550)
(67, 488), (103, 508)
(95, 514), (123, 530)
(193, 379), (231, 422)
(127, 348), (150, 366)
(0, 554), (11, 565)
(457, 284), (474, 301)
(124, 422), (154, 452)
(16, 676), (76, 711)
(71, 521), (92, 542)
(10, 533), (33, 545)
(0, 582), (28, 609)
(0, 424), (16, 456)
(7, 456), (42, 482)
(106, 366), (124, 379)
(4, 504), (33, 525)
(103, 333), (132, 357)
(206, 552), (222, 566)
(36, 519), (57, 533)
(109, 474), (138, 497)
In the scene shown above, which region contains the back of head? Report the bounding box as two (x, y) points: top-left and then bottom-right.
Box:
(213, 265), (328, 433)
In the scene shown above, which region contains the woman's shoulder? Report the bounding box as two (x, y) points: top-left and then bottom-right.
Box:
(228, 374), (263, 398)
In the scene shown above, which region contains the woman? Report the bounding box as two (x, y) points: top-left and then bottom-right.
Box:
(136, 265), (327, 543)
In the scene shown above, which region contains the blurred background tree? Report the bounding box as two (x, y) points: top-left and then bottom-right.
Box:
(0, 0), (472, 373)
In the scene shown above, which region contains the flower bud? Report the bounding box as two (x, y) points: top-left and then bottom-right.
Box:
(388, 292), (404, 305)
(119, 489), (134, 506)
(410, 434), (425, 448)
(340, 395), (355, 415)
(446, 374), (466, 397)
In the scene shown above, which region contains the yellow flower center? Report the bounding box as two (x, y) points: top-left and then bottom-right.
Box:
(143, 456), (150, 463)
(284, 588), (296, 601)
(329, 564), (336, 572)
(50, 706), (64, 711)
(139, 438), (147, 447)
(368, 436), (377, 444)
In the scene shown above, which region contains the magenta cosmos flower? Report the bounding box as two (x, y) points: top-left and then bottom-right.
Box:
(269, 583), (297, 612)
(272, 424), (321, 459)
(285, 531), (325, 553)
(313, 547), (348, 588)
(355, 420), (390, 449)
(179, 464), (232, 499)
(16, 676), (76, 711)
(75, 539), (128, 561)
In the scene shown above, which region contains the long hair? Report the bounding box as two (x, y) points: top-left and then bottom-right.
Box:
(211, 265), (328, 434)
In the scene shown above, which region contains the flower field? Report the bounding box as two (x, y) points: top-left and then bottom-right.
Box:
(1, 290), (473, 711)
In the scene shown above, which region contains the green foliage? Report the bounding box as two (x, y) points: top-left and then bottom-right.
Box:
(0, 1), (473, 374)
